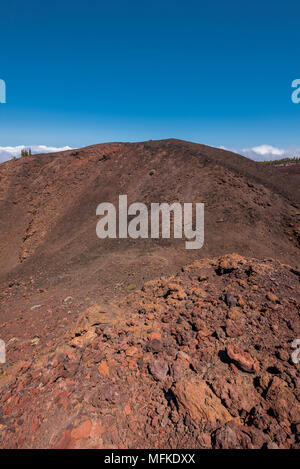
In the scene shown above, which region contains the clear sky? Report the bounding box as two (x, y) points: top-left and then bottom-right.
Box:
(0, 1), (300, 160)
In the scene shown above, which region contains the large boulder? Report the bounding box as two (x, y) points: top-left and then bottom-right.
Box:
(173, 378), (233, 427)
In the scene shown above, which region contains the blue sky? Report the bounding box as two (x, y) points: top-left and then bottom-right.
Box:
(0, 0), (300, 161)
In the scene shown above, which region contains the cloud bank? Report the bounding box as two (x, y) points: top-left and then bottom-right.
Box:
(220, 144), (300, 161)
(0, 145), (72, 163)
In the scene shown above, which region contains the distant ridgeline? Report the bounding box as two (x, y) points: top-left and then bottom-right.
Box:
(260, 156), (300, 165)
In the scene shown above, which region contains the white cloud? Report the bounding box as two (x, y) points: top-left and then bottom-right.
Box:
(0, 145), (72, 163)
(250, 145), (285, 157)
(220, 144), (299, 161)
(240, 145), (297, 161)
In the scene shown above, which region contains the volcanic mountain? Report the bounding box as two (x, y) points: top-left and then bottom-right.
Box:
(0, 139), (299, 289)
(0, 139), (299, 449)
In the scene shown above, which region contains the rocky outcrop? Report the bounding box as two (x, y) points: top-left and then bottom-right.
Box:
(0, 254), (299, 449)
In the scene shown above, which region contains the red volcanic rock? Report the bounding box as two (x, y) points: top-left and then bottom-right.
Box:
(209, 375), (260, 417)
(125, 346), (138, 357)
(266, 377), (300, 423)
(0, 254), (299, 449)
(226, 343), (259, 373)
(98, 360), (110, 376)
(266, 292), (280, 303)
(149, 359), (169, 381)
(173, 378), (233, 426)
(217, 254), (241, 274)
(71, 420), (92, 441)
(54, 430), (74, 449)
(225, 319), (244, 338)
(213, 421), (269, 449)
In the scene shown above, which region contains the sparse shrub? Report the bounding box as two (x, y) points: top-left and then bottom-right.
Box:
(149, 169), (156, 176)
(21, 148), (32, 158)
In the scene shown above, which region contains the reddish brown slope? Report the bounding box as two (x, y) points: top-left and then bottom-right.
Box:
(0, 139), (299, 286)
(0, 139), (299, 370)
